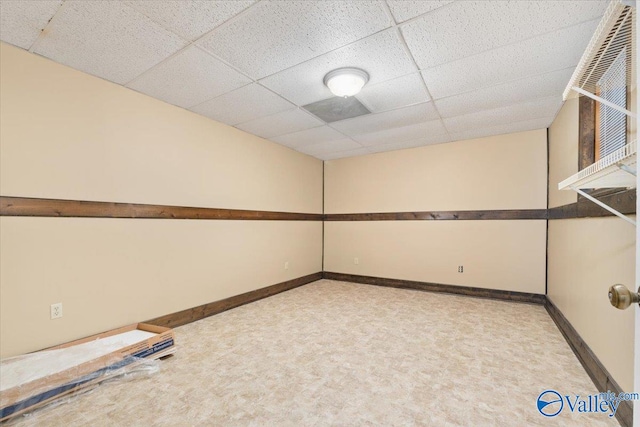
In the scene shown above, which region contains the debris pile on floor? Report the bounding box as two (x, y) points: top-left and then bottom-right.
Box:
(0, 323), (175, 421)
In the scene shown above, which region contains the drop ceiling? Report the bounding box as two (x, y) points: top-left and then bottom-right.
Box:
(0, 0), (607, 160)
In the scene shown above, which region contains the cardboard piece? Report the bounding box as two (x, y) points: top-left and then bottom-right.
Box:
(0, 323), (175, 421)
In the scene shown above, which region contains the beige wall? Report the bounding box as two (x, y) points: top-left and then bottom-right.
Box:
(1, 218), (322, 357)
(547, 99), (636, 392)
(0, 43), (322, 213)
(548, 98), (578, 208)
(0, 43), (323, 357)
(325, 129), (547, 213)
(325, 220), (546, 294)
(324, 130), (548, 294)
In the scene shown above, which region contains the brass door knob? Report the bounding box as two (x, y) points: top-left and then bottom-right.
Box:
(608, 284), (640, 310)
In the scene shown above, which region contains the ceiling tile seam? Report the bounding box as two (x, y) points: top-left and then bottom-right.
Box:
(185, 81), (297, 115)
(189, 0), (266, 45)
(447, 93), (562, 120)
(448, 115), (556, 139)
(390, 1), (457, 27)
(429, 65), (578, 105)
(313, 141), (369, 156)
(440, 96), (562, 135)
(252, 25), (397, 83)
(383, 8), (451, 142)
(438, 92), (564, 122)
(195, 1), (397, 81)
(323, 100), (434, 131)
(27, 0), (68, 53)
(272, 123), (360, 147)
(380, 0), (399, 26)
(123, 2), (265, 86)
(124, 0), (260, 44)
(232, 106), (324, 131)
(404, 16), (603, 72)
(432, 64), (577, 114)
(123, 42), (199, 87)
(120, 1), (193, 42)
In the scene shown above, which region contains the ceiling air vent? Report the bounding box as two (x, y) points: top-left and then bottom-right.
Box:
(302, 96), (370, 123)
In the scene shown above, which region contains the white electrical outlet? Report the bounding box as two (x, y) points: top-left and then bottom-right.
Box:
(50, 303), (63, 319)
(284, 261), (289, 270)
(354, 257), (359, 265)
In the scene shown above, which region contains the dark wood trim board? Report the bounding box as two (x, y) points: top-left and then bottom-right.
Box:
(545, 298), (632, 427)
(0, 196), (323, 221)
(324, 209), (547, 221)
(323, 271), (546, 304)
(146, 272), (322, 328)
(2, 195), (635, 222)
(579, 96), (596, 171)
(548, 188), (636, 220)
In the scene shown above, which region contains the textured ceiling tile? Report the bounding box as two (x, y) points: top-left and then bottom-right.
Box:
(366, 135), (450, 154)
(127, 46), (251, 109)
(0, 0), (62, 49)
(402, 0), (607, 69)
(199, 0), (391, 79)
(422, 19), (598, 100)
(356, 73), (430, 113)
(353, 120), (448, 146)
(448, 116), (554, 143)
(319, 147), (372, 161)
(330, 102), (439, 136)
(386, 0), (452, 23)
(124, 0), (255, 41)
(271, 125), (347, 149)
(295, 138), (363, 156)
(443, 96), (561, 134)
(260, 29), (415, 107)
(236, 109), (323, 139)
(33, 1), (187, 85)
(435, 67), (574, 118)
(190, 83), (294, 126)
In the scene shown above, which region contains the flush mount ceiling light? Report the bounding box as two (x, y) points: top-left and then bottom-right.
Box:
(323, 67), (369, 98)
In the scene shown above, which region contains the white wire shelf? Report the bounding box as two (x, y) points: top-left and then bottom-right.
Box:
(559, 140), (637, 191)
(563, 0), (634, 101)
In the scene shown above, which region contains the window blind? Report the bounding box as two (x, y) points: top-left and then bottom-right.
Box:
(598, 46), (627, 158)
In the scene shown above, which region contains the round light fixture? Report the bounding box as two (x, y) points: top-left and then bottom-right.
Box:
(323, 67), (369, 98)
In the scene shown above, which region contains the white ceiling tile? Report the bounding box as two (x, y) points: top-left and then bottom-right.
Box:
(353, 120), (448, 146)
(319, 147), (372, 161)
(0, 0), (62, 49)
(124, 0), (255, 41)
(190, 83), (295, 126)
(295, 138), (363, 156)
(443, 96), (561, 134)
(127, 46), (251, 109)
(236, 109), (323, 139)
(422, 19), (598, 100)
(199, 0), (391, 79)
(435, 67), (574, 118)
(260, 29), (416, 107)
(366, 135), (450, 154)
(448, 116), (554, 143)
(33, 1), (187, 85)
(271, 125), (347, 149)
(330, 102), (439, 136)
(387, 1), (453, 23)
(402, 0), (608, 69)
(356, 73), (430, 113)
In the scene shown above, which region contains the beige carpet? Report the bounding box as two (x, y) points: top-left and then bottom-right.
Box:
(8, 280), (619, 426)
